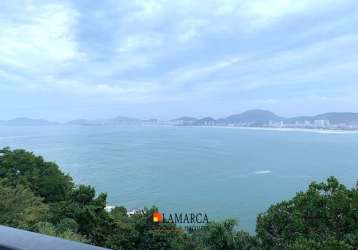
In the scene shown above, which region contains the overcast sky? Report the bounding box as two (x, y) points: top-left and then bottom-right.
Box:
(1, 0), (358, 121)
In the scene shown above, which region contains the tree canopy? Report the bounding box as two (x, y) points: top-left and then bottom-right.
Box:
(0, 147), (73, 202)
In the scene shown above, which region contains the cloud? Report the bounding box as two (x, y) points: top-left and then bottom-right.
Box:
(150, 31), (358, 98)
(117, 34), (163, 53)
(176, 18), (208, 43)
(240, 0), (335, 27)
(0, 2), (81, 71)
(166, 57), (243, 83)
(0, 0), (358, 119)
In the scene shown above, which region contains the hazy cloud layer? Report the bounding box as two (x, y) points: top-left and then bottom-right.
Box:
(0, 0), (358, 120)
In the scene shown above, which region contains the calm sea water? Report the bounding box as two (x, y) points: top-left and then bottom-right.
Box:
(0, 125), (357, 233)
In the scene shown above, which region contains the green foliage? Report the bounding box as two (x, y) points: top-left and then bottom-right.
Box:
(191, 219), (238, 249)
(257, 176), (358, 249)
(105, 218), (139, 250)
(32, 221), (57, 236)
(107, 206), (203, 249)
(106, 207), (187, 250)
(0, 181), (48, 228)
(0, 147), (73, 202)
(233, 231), (261, 250)
(288, 237), (354, 250)
(56, 218), (79, 233)
(191, 219), (261, 250)
(49, 184), (113, 245)
(32, 221), (88, 242)
(109, 206), (128, 220)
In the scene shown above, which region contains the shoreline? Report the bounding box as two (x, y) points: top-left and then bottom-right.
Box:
(1, 124), (358, 134)
(184, 125), (358, 134)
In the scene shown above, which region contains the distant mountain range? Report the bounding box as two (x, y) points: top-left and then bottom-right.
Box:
(172, 110), (358, 126)
(285, 112), (358, 125)
(217, 110), (283, 124)
(0, 117), (59, 126)
(171, 110), (285, 126)
(1, 110), (358, 126)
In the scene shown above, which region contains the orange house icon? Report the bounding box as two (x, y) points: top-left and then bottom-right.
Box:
(153, 212), (163, 223)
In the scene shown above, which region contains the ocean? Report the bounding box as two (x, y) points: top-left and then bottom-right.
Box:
(0, 125), (357, 233)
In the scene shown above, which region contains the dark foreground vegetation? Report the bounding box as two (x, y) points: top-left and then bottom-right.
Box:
(0, 147), (357, 249)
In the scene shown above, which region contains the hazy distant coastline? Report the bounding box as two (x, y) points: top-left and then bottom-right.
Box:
(196, 125), (358, 134)
(1, 109), (358, 131)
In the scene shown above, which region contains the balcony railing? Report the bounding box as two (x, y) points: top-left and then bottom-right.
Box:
(0, 225), (110, 250)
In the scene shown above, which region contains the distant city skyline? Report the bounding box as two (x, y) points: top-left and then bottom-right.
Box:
(2, 109), (358, 124)
(1, 0), (358, 121)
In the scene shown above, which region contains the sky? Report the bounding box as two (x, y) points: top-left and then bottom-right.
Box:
(0, 0), (358, 121)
